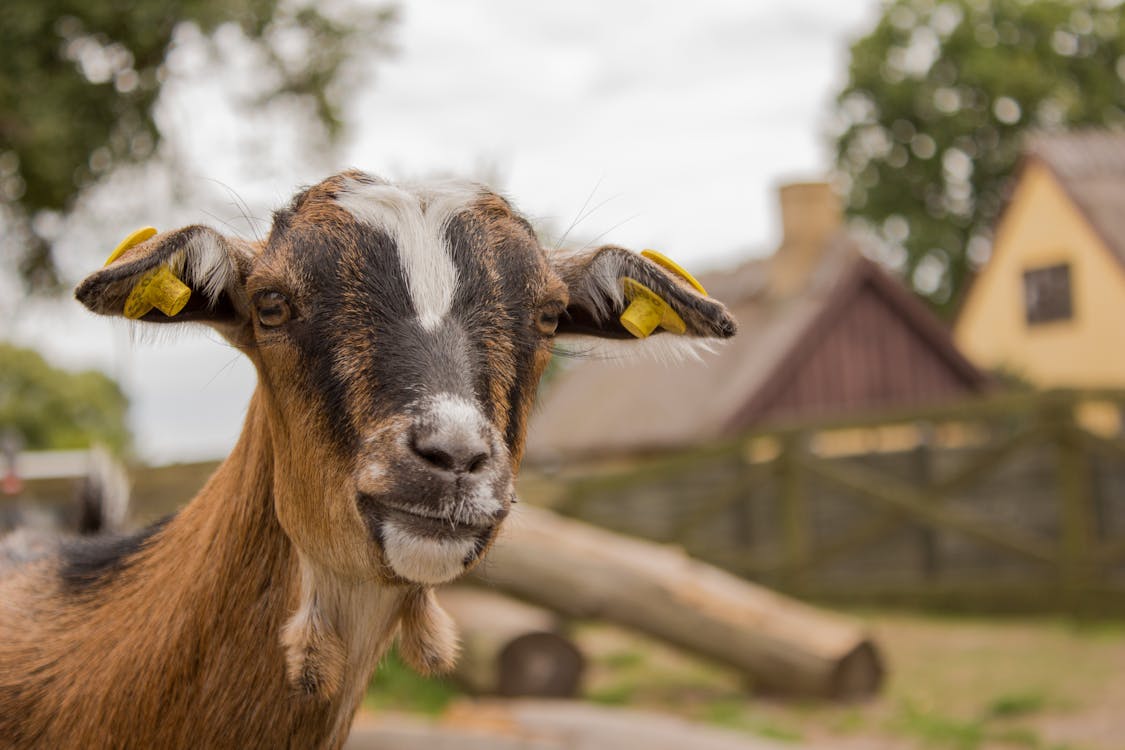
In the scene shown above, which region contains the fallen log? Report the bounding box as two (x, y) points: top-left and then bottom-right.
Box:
(470, 506), (883, 699)
(438, 588), (584, 698)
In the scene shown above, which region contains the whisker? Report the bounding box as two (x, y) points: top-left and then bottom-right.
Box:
(555, 176), (604, 249)
(207, 178), (267, 244)
(201, 209), (257, 240)
(203, 352), (243, 389)
(577, 213), (641, 252)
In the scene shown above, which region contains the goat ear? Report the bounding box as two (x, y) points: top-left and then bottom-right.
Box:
(75, 225), (257, 330)
(550, 246), (737, 344)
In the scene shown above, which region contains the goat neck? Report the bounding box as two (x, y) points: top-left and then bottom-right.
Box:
(0, 391), (407, 750)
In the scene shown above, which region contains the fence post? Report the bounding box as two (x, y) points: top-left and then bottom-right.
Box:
(777, 431), (810, 592)
(912, 422), (939, 581)
(1049, 395), (1095, 612)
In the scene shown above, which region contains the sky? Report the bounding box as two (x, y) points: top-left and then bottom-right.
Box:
(4, 0), (878, 464)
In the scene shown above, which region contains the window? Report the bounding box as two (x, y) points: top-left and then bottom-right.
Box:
(1023, 263), (1072, 325)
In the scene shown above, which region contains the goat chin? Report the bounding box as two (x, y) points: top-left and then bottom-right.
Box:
(380, 521), (479, 585)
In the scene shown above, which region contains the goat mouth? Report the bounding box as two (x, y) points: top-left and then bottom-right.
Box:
(357, 490), (507, 540)
(382, 506), (493, 540)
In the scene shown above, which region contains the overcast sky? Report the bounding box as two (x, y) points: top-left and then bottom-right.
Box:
(5, 0), (877, 464)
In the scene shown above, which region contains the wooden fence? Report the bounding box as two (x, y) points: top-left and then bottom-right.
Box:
(522, 389), (1125, 614)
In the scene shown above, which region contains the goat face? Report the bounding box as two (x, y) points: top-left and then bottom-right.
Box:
(76, 170), (736, 586)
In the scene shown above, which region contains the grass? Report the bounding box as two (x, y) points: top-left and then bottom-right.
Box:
(985, 692), (1049, 720)
(363, 648), (459, 715)
(361, 612), (1125, 750)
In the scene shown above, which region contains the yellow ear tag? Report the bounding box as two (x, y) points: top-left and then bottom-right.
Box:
(641, 249), (708, 295)
(105, 227), (192, 320)
(620, 278), (687, 338)
(104, 226), (158, 266)
(619, 250), (706, 338)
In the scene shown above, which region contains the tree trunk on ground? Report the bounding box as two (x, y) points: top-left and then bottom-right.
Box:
(470, 506), (883, 699)
(438, 587), (584, 698)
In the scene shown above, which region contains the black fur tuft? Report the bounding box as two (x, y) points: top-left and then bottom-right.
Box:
(58, 515), (174, 592)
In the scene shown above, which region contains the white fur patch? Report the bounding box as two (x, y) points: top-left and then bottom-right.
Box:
(164, 228), (249, 305)
(281, 553), (407, 740)
(557, 334), (721, 364)
(427, 393), (488, 445)
(553, 247), (629, 323)
(335, 178), (481, 331)
(381, 520), (477, 585)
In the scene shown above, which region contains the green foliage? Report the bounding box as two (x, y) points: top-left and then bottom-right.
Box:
(0, 0), (396, 289)
(834, 0), (1125, 315)
(0, 342), (130, 453)
(364, 648), (460, 715)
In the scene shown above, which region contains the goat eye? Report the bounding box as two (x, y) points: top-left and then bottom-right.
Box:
(536, 309), (560, 336)
(256, 292), (292, 328)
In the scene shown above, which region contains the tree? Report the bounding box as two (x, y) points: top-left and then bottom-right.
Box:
(0, 343), (130, 454)
(0, 0), (396, 290)
(833, 0), (1125, 315)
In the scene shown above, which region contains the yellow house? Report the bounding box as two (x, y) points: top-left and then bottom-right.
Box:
(955, 131), (1125, 389)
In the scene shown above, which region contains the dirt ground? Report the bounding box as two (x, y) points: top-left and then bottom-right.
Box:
(357, 611), (1125, 750)
(575, 612), (1125, 750)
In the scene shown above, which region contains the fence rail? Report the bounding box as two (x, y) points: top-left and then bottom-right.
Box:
(524, 389), (1125, 613)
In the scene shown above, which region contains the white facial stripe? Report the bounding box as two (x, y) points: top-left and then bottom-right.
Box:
(381, 520), (477, 584)
(335, 177), (481, 331)
(427, 393), (488, 443)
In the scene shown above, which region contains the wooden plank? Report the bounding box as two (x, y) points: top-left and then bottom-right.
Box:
(799, 456), (1058, 565)
(1095, 537), (1125, 566)
(747, 425), (1045, 578)
(672, 475), (751, 539)
(776, 434), (810, 590)
(746, 388), (1125, 439)
(1076, 428), (1125, 464)
(930, 425), (1042, 496)
(1051, 412), (1097, 599)
(737, 513), (905, 576)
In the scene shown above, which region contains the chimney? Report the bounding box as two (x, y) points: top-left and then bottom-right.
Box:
(771, 181), (842, 296)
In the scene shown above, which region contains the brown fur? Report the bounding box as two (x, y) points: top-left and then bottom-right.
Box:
(0, 394), (405, 749)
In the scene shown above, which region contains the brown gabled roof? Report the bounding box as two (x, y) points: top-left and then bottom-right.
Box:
(1025, 130), (1125, 264)
(525, 235), (984, 463)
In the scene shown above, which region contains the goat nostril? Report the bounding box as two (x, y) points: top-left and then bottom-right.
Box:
(466, 452), (489, 474)
(410, 432), (491, 475)
(415, 444), (456, 472)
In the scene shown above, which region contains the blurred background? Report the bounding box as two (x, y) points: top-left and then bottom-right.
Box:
(3, 1), (1125, 748)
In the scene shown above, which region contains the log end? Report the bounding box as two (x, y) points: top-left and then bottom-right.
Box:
(498, 632), (585, 698)
(829, 638), (884, 700)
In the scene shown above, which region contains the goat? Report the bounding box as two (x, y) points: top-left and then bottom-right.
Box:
(0, 170), (735, 749)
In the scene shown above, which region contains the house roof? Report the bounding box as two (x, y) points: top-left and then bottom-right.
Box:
(1026, 130), (1125, 264)
(526, 234), (983, 463)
